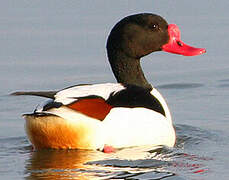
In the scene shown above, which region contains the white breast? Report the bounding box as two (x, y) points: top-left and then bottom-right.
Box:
(102, 107), (175, 148)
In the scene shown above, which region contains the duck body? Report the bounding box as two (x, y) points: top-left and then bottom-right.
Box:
(14, 13), (205, 151)
(24, 83), (175, 150)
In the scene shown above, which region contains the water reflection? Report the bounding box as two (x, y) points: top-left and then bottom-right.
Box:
(25, 149), (103, 179)
(24, 146), (178, 179)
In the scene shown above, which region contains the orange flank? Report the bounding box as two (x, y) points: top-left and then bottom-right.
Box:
(67, 98), (113, 121)
(24, 113), (104, 150)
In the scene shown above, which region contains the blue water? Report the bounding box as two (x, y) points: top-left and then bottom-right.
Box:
(1, 1), (229, 179)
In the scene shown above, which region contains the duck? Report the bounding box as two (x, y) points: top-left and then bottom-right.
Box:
(12, 13), (206, 152)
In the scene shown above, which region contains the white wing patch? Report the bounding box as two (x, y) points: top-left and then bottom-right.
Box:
(54, 83), (125, 105)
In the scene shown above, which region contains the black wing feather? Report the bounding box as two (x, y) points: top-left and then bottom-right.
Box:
(106, 85), (166, 116)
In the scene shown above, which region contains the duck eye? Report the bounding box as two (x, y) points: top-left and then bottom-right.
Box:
(150, 24), (159, 31)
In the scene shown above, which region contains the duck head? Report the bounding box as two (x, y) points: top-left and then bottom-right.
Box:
(107, 13), (206, 59)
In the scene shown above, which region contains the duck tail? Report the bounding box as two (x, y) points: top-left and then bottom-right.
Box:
(10, 91), (57, 99)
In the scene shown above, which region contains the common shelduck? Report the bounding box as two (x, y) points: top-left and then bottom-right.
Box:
(12, 13), (206, 152)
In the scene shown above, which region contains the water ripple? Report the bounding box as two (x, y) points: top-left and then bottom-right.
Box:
(157, 83), (203, 89)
